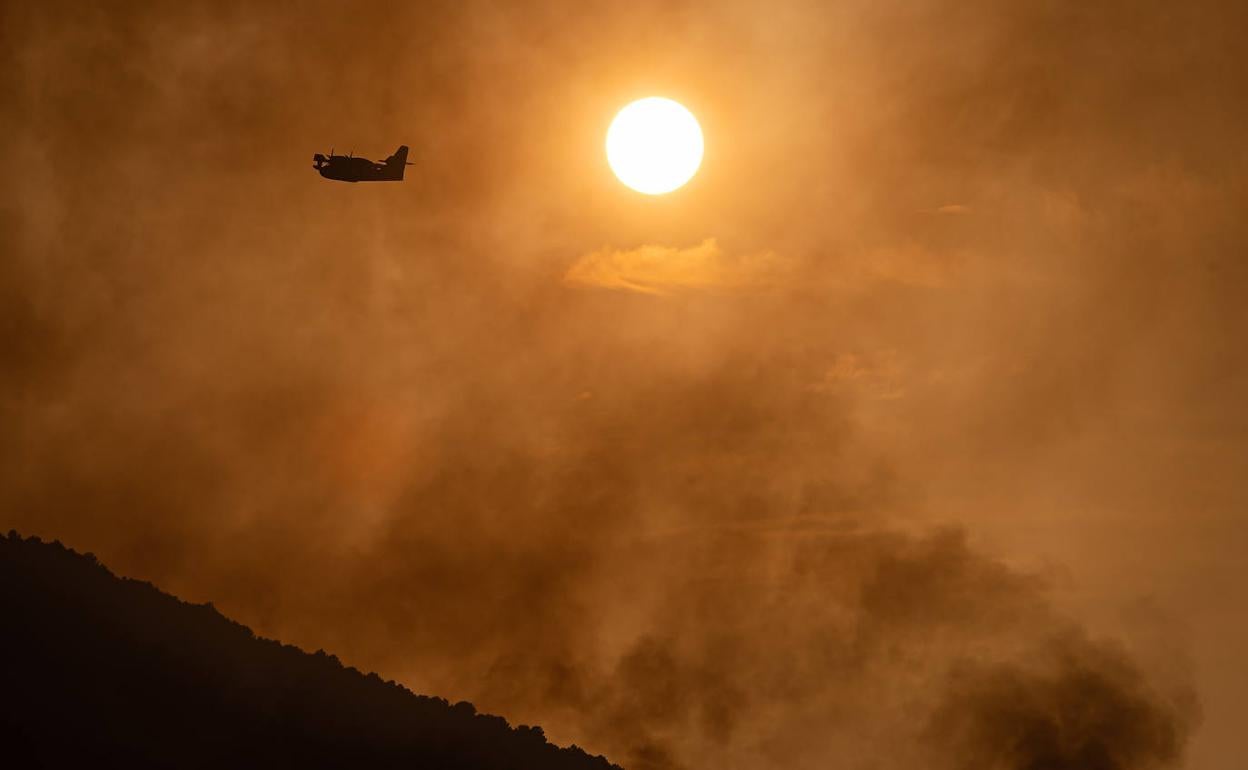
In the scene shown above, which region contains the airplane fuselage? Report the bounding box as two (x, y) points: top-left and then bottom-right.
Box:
(313, 146), (410, 182)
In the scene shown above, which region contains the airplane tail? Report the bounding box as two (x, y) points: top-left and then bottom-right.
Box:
(384, 145), (410, 180)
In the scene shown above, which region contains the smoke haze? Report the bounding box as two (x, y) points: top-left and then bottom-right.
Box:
(3, 1), (1244, 768)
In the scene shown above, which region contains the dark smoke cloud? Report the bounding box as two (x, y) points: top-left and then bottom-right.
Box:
(926, 632), (1196, 770)
(3, 0), (1244, 768)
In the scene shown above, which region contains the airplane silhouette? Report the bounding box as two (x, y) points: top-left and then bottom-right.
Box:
(313, 145), (412, 182)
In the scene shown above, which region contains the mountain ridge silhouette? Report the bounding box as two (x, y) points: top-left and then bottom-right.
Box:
(0, 530), (622, 770)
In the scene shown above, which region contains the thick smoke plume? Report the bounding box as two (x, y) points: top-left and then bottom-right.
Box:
(3, 1), (1243, 768)
(927, 634), (1192, 770)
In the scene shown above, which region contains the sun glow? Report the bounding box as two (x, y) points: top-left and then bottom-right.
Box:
(606, 97), (704, 195)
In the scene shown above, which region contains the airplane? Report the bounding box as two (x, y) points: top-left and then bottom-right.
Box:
(313, 145), (412, 182)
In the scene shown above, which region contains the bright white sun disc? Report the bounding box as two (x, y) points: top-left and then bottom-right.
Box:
(606, 97), (703, 195)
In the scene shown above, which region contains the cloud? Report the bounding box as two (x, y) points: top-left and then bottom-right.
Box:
(563, 238), (788, 295)
(920, 204), (973, 215)
(811, 351), (907, 400)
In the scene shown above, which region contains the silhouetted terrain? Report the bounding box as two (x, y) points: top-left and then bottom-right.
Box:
(0, 531), (620, 770)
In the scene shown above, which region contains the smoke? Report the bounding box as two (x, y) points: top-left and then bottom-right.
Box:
(3, 0), (1245, 768)
(565, 238), (787, 295)
(926, 633), (1196, 770)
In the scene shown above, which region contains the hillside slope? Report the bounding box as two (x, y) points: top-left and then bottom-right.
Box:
(0, 531), (620, 770)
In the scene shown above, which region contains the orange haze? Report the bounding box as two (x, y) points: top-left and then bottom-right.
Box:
(3, 2), (1245, 768)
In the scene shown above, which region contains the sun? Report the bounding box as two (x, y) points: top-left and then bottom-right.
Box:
(606, 97), (704, 195)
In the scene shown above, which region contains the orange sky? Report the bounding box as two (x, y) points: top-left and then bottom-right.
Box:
(2, 2), (1245, 768)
